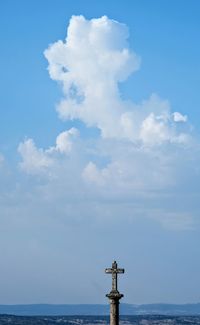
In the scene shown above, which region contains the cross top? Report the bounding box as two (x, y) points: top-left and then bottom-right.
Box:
(105, 261), (124, 292)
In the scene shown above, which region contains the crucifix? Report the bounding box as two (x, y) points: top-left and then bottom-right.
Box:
(105, 261), (125, 325)
(105, 260), (124, 292)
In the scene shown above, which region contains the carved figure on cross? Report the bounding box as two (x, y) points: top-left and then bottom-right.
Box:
(105, 260), (124, 292)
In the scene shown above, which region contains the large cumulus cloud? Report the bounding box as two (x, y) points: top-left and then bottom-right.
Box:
(44, 15), (189, 145)
(17, 15), (200, 230)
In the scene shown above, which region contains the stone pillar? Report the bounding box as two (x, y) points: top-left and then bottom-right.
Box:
(110, 297), (119, 325)
(106, 291), (123, 325)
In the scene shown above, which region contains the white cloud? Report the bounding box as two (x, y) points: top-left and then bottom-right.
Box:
(140, 113), (171, 145)
(82, 143), (175, 191)
(44, 15), (190, 146)
(82, 161), (107, 186)
(44, 15), (140, 139)
(16, 15), (199, 231)
(18, 128), (78, 174)
(48, 127), (79, 154)
(173, 111), (188, 122)
(139, 112), (188, 146)
(18, 139), (53, 174)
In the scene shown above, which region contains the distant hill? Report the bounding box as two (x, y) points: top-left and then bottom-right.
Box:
(0, 303), (200, 316)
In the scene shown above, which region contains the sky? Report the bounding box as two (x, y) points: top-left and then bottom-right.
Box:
(0, 0), (200, 305)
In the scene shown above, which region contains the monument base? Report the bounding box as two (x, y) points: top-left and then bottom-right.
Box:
(106, 291), (123, 325)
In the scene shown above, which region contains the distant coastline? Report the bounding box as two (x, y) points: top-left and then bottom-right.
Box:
(0, 303), (200, 316)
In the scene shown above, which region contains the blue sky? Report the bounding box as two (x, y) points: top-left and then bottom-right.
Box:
(0, 0), (200, 304)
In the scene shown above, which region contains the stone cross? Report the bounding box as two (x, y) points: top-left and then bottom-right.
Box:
(105, 261), (125, 325)
(105, 261), (124, 292)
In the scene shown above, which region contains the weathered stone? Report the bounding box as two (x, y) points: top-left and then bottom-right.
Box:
(105, 261), (124, 325)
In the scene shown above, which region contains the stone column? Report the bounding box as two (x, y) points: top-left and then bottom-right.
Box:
(106, 291), (123, 325)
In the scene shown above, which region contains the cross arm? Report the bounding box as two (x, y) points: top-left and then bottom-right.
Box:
(105, 268), (125, 274)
